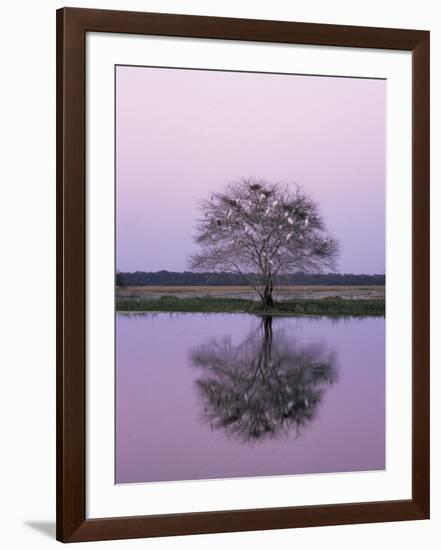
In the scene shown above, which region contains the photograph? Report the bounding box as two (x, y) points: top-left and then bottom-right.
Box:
(115, 65), (386, 484)
(0, 0), (433, 546)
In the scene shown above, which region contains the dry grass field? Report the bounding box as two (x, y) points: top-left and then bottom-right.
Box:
(117, 285), (385, 301)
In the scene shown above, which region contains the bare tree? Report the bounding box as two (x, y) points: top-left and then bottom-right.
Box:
(190, 178), (339, 306)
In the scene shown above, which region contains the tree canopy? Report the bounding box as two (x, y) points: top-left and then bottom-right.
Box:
(190, 178), (339, 305)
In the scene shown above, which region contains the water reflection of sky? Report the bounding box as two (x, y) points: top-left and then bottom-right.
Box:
(116, 313), (385, 484)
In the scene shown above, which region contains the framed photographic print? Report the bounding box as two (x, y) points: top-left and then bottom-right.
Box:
(56, 7), (430, 543)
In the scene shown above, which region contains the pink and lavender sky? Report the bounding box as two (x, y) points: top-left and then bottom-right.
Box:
(116, 66), (385, 274)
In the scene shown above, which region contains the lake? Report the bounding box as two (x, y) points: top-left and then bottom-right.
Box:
(116, 313), (385, 484)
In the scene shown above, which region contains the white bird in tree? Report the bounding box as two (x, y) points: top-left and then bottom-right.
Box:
(287, 217), (294, 225)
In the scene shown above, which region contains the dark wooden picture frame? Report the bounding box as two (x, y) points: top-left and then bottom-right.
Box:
(56, 7), (430, 543)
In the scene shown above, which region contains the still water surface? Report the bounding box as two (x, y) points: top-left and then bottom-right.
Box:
(116, 313), (384, 484)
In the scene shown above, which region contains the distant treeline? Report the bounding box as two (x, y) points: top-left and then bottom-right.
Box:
(116, 270), (385, 287)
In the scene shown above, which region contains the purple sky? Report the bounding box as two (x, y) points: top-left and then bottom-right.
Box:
(116, 66), (385, 274)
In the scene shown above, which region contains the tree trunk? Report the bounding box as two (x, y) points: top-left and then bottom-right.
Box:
(262, 278), (274, 307)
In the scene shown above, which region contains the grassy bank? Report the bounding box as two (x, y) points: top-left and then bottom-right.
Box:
(116, 295), (385, 317)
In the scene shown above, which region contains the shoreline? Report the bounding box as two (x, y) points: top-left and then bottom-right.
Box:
(116, 296), (385, 317)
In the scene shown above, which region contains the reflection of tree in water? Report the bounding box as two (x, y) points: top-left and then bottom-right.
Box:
(190, 317), (337, 443)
